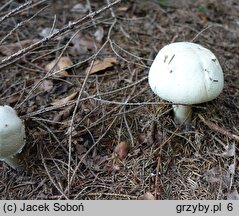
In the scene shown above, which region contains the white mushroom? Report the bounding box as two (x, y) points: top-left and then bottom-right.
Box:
(0, 105), (25, 170)
(148, 42), (224, 127)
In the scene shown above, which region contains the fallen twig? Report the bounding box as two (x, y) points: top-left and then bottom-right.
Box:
(153, 126), (180, 199)
(198, 114), (239, 142)
(0, 1), (33, 24)
(0, 0), (122, 69)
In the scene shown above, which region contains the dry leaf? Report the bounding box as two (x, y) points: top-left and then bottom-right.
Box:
(114, 141), (129, 160)
(36, 79), (53, 92)
(112, 141), (129, 170)
(51, 92), (78, 106)
(0, 39), (39, 56)
(45, 56), (73, 77)
(70, 33), (97, 55)
(227, 190), (239, 200)
(116, 6), (129, 12)
(138, 192), (155, 200)
(6, 93), (21, 104)
(53, 105), (74, 122)
(86, 57), (117, 74)
(57, 57), (73, 71)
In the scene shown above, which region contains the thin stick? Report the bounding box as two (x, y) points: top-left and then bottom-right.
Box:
(0, 0), (122, 69)
(88, 192), (137, 199)
(40, 150), (68, 199)
(153, 126), (180, 199)
(0, 1), (32, 24)
(198, 114), (239, 141)
(0, 5), (47, 45)
(65, 85), (135, 198)
(190, 25), (212, 42)
(66, 37), (109, 197)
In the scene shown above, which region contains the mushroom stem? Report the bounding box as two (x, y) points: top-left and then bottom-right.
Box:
(173, 104), (192, 126)
(3, 155), (24, 171)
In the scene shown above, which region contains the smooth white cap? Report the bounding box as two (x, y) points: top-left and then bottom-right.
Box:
(148, 42), (224, 104)
(0, 105), (25, 160)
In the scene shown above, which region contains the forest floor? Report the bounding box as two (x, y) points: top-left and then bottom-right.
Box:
(0, 0), (238, 200)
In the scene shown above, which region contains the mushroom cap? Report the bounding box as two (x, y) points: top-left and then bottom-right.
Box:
(0, 105), (25, 160)
(148, 42), (224, 104)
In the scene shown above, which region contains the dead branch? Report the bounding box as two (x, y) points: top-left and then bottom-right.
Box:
(198, 114), (239, 142)
(0, 0), (122, 69)
(0, 1), (32, 24)
(0, 5), (47, 45)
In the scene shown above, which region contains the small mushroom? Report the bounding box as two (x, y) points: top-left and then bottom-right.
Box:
(0, 105), (26, 170)
(148, 42), (224, 128)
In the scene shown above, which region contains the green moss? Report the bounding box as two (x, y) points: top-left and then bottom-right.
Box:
(157, 0), (169, 6)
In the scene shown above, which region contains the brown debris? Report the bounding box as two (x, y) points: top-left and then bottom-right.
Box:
(45, 56), (73, 77)
(0, 0), (238, 200)
(86, 57), (117, 74)
(138, 192), (156, 200)
(50, 92), (78, 106)
(114, 141), (129, 160)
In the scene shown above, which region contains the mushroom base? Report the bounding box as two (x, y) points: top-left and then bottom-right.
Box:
(3, 154), (25, 171)
(173, 104), (192, 127)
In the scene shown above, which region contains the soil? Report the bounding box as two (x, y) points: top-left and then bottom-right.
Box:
(0, 0), (238, 200)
